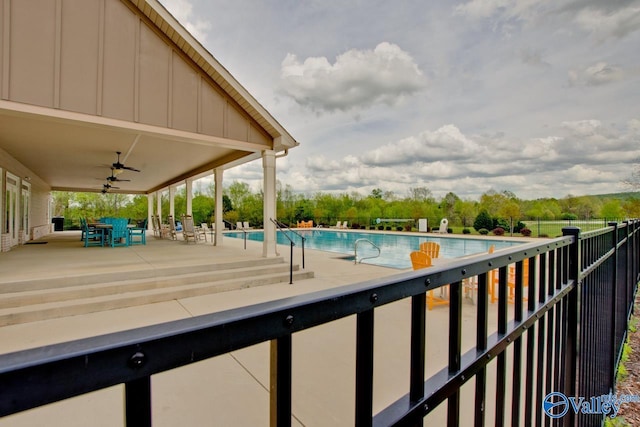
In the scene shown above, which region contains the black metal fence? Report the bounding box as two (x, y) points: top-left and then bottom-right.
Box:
(1, 221), (638, 426)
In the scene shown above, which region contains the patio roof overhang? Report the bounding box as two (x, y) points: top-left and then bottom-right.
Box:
(0, 99), (286, 195)
(0, 0), (298, 195)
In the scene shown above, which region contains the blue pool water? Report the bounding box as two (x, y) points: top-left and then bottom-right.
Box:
(225, 230), (521, 269)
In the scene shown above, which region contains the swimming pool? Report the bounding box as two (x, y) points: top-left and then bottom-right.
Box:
(225, 229), (521, 269)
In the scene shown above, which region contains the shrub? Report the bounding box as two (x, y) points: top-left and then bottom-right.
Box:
(494, 218), (510, 230)
(385, 226), (392, 231)
(492, 227), (505, 236)
(513, 221), (527, 233)
(474, 210), (493, 231)
(397, 226), (403, 231)
(520, 228), (532, 237)
(479, 228), (489, 235)
(462, 228), (471, 234)
(378, 225), (384, 230)
(404, 224), (412, 232)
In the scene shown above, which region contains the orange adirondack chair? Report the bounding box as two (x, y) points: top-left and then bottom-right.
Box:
(419, 241), (440, 258)
(410, 251), (448, 310)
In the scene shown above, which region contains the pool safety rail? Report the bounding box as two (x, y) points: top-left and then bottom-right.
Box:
(0, 221), (638, 426)
(354, 238), (381, 264)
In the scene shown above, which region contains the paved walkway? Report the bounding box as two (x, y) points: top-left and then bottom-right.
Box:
(0, 231), (492, 426)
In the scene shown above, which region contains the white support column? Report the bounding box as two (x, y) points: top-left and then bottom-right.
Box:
(262, 150), (277, 257)
(156, 191), (162, 221)
(186, 179), (193, 216)
(214, 168), (223, 246)
(169, 186), (175, 219)
(147, 194), (153, 230)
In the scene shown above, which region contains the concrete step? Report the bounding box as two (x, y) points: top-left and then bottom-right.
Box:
(0, 269), (314, 327)
(0, 256), (287, 293)
(0, 258), (315, 327)
(0, 263), (298, 309)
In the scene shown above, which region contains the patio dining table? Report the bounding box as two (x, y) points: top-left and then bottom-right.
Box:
(89, 222), (133, 247)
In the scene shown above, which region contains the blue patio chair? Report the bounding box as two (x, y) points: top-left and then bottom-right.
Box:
(107, 218), (130, 247)
(82, 218), (103, 247)
(80, 218), (87, 241)
(129, 219), (147, 245)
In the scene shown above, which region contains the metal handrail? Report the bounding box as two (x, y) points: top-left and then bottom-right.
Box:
(270, 218), (306, 284)
(271, 218), (307, 243)
(354, 238), (381, 264)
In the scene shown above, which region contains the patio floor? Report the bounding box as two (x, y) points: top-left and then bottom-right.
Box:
(0, 231), (497, 426)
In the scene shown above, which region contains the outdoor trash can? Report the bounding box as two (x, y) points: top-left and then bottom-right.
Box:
(52, 216), (64, 231)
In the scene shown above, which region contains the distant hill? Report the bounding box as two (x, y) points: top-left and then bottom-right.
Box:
(592, 192), (640, 201)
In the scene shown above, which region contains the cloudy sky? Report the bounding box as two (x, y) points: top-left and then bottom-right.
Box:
(159, 0), (640, 200)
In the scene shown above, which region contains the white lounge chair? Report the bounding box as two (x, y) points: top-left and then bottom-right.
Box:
(198, 223), (210, 242)
(341, 221), (348, 229)
(243, 221), (252, 230)
(236, 222), (244, 230)
(331, 221), (342, 229)
(433, 218), (449, 234)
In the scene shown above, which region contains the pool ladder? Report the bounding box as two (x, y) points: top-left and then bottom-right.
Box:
(354, 239), (381, 264)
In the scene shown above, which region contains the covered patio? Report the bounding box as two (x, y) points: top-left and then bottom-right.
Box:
(0, 0), (297, 257)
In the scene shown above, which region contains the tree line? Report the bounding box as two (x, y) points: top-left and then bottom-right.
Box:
(52, 182), (640, 233)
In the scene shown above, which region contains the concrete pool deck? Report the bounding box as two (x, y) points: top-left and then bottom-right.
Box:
(0, 230), (515, 426)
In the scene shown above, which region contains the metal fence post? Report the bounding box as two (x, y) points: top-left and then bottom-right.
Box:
(125, 377), (152, 427)
(562, 226), (581, 426)
(270, 336), (292, 427)
(608, 222), (620, 392)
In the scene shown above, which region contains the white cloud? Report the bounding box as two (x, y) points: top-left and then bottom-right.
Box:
(278, 118), (640, 198)
(521, 137), (560, 162)
(563, 164), (618, 184)
(306, 155), (343, 172)
(362, 125), (483, 166)
(279, 42), (426, 112)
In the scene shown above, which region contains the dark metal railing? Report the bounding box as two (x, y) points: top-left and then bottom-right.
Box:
(575, 221), (640, 426)
(1, 221), (638, 426)
(270, 218), (306, 284)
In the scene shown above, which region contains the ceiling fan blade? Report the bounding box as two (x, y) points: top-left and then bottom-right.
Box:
(111, 151), (142, 173)
(106, 176), (131, 182)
